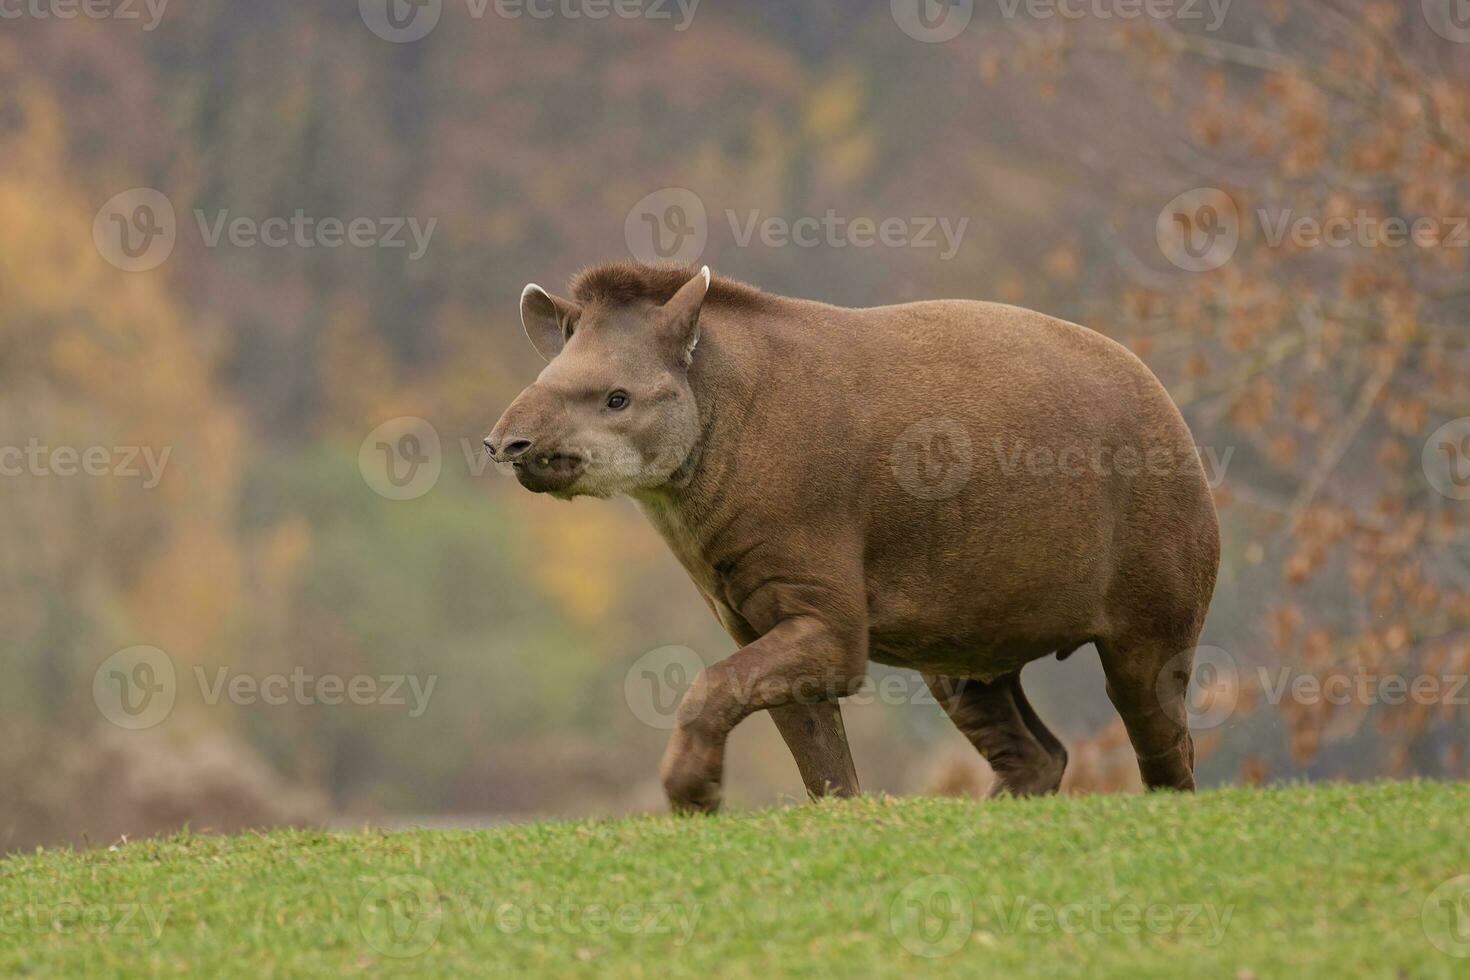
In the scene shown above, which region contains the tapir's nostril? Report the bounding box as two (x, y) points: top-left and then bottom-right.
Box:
(493, 437), (534, 461)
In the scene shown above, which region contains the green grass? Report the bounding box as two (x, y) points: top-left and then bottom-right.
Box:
(4, 782), (1470, 977)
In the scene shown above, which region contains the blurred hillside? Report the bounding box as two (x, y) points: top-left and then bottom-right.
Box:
(1, 0), (1467, 851)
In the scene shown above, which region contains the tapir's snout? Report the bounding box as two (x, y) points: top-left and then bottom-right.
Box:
(485, 385), (584, 494)
(485, 384), (551, 462)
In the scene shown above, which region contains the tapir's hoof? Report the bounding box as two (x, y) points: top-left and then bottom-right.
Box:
(661, 726), (725, 814)
(662, 762), (723, 814)
(666, 778), (722, 815)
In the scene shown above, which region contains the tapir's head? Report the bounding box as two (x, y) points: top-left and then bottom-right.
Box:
(485, 266), (709, 499)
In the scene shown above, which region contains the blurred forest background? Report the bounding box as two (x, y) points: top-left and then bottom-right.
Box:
(2, 0), (1468, 851)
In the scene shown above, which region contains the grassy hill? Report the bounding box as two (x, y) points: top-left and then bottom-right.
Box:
(4, 781), (1469, 977)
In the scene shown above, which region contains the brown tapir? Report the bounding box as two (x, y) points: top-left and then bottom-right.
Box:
(486, 262), (1220, 813)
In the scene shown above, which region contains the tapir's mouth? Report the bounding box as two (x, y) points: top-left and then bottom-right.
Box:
(511, 453), (585, 493)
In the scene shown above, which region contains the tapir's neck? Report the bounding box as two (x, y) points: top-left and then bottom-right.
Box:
(636, 306), (763, 520)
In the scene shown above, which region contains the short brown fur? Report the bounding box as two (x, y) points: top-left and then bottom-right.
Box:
(488, 263), (1221, 812)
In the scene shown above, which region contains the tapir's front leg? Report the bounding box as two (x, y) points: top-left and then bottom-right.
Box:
(713, 612), (861, 801)
(661, 596), (868, 814)
(769, 702), (860, 799)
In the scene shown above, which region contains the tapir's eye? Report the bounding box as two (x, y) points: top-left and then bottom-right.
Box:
(606, 391), (629, 411)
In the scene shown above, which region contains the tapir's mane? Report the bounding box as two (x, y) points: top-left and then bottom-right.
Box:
(569, 262), (773, 312)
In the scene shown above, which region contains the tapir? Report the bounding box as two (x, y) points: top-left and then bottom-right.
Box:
(486, 263), (1220, 812)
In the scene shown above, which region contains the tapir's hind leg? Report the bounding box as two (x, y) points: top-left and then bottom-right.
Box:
(1096, 636), (1197, 791)
(924, 672), (1067, 797)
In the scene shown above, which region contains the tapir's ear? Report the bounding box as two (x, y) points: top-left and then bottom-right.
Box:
(659, 266), (710, 367)
(520, 284), (582, 362)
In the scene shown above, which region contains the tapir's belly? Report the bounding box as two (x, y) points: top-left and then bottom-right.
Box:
(864, 627), (1078, 680)
(858, 485), (1116, 679)
(863, 593), (1099, 680)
